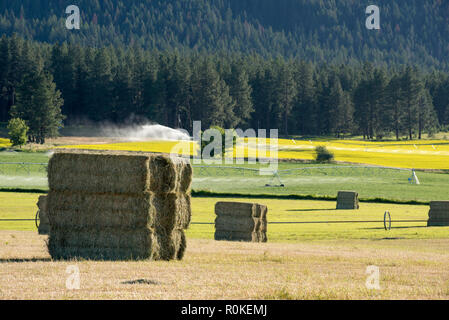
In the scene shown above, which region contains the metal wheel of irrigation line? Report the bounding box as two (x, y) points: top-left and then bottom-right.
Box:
(191, 214), (428, 231)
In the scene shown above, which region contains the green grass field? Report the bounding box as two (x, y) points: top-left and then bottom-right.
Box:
(1, 151), (449, 202)
(2, 192), (447, 241)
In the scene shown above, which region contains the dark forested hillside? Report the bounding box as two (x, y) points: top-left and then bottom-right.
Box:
(1, 1), (449, 142)
(1, 0), (449, 69)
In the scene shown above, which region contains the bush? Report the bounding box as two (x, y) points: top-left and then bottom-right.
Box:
(315, 146), (334, 163)
(7, 118), (28, 148)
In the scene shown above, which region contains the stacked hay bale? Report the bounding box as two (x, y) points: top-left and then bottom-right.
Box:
(37, 195), (50, 235)
(336, 191), (359, 210)
(46, 152), (192, 261)
(427, 201), (449, 226)
(214, 202), (267, 242)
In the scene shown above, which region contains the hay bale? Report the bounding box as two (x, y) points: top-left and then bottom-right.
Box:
(427, 201), (449, 226)
(214, 230), (263, 242)
(214, 202), (268, 242)
(215, 216), (260, 233)
(37, 195), (50, 235)
(46, 152), (192, 261)
(47, 191), (154, 229)
(48, 152), (192, 195)
(151, 193), (191, 231)
(336, 191), (359, 210)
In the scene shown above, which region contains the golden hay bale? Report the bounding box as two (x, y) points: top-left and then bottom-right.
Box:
(46, 152), (192, 261)
(47, 228), (159, 260)
(215, 216), (260, 233)
(47, 191), (154, 229)
(336, 191), (359, 210)
(214, 201), (268, 242)
(215, 202), (256, 218)
(48, 153), (151, 194)
(48, 152), (192, 195)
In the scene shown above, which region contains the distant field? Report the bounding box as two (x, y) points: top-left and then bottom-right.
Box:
(2, 192), (447, 241)
(1, 151), (449, 202)
(59, 138), (449, 170)
(0, 138), (10, 148)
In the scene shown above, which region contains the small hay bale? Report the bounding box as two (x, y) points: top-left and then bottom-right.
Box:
(214, 202), (268, 242)
(336, 191), (359, 210)
(37, 195), (50, 235)
(427, 201), (449, 226)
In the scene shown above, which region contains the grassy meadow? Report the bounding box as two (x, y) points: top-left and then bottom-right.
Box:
(2, 192), (447, 241)
(1, 150), (449, 202)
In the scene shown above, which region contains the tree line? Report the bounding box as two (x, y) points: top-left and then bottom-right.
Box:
(0, 35), (448, 142)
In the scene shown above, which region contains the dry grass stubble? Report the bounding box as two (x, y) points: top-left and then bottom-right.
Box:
(1, 231), (448, 299)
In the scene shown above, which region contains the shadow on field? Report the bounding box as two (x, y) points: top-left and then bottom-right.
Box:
(0, 258), (51, 263)
(121, 279), (160, 285)
(287, 208), (336, 212)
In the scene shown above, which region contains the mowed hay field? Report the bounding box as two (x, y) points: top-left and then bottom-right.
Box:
(1, 192), (449, 299)
(2, 192), (448, 240)
(1, 231), (449, 299)
(59, 138), (449, 170)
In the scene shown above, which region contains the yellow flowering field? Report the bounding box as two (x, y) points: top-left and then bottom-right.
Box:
(0, 138), (11, 148)
(59, 138), (449, 170)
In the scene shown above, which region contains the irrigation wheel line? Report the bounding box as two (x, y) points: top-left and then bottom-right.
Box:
(35, 210), (40, 229)
(384, 211), (392, 230)
(190, 219), (429, 227)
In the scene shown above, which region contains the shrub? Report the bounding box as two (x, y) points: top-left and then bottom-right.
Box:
(7, 118), (28, 148)
(315, 145), (334, 163)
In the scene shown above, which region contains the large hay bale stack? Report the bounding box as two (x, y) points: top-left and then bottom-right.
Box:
(427, 201), (449, 226)
(37, 195), (50, 235)
(336, 191), (359, 210)
(214, 202), (267, 242)
(46, 152), (192, 261)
